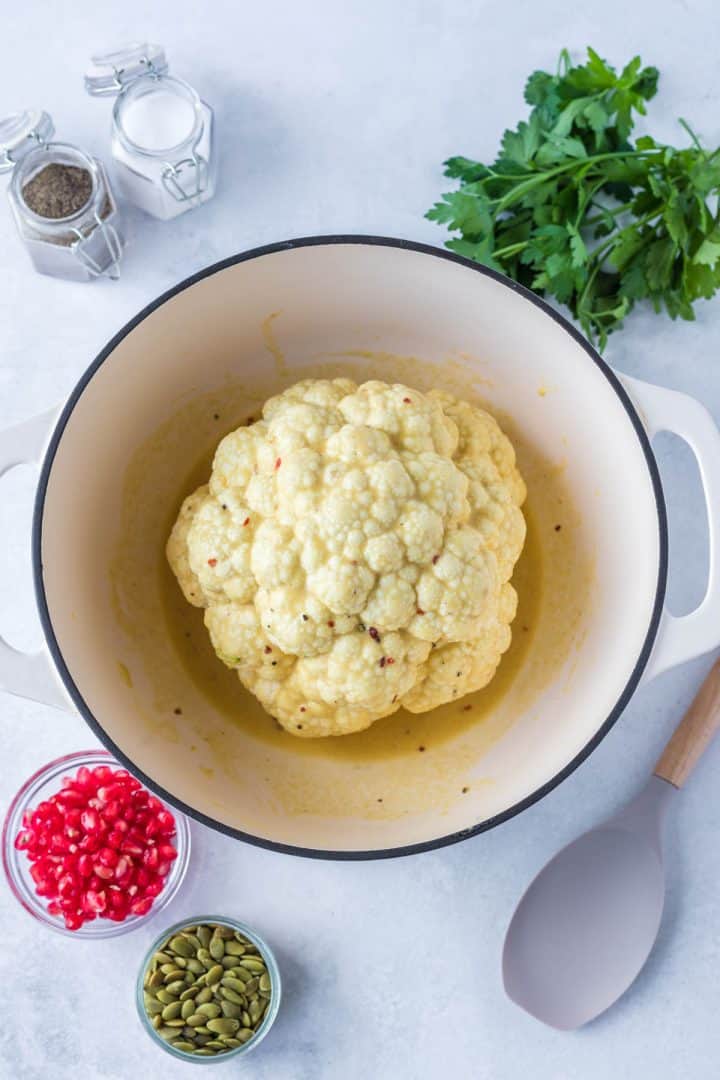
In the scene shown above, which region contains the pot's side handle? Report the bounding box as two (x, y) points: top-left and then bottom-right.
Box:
(622, 375), (720, 682)
(0, 409), (69, 710)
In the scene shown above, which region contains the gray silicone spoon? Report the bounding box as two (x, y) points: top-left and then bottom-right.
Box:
(503, 657), (720, 1030)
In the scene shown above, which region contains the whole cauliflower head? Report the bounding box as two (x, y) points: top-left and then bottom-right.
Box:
(167, 379), (526, 737)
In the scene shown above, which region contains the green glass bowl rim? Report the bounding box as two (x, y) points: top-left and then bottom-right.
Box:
(136, 913), (282, 1063)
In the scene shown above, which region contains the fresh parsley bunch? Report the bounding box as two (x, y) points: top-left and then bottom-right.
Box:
(427, 48), (720, 349)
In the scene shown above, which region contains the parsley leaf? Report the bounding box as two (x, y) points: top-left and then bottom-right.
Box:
(426, 47), (720, 349)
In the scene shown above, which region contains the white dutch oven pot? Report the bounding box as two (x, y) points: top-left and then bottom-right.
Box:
(2, 239), (719, 857)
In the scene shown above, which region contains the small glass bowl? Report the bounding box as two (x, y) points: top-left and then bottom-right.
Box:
(2, 749), (190, 938)
(137, 915), (282, 1063)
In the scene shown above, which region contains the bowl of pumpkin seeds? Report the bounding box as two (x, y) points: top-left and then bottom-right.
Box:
(137, 915), (281, 1061)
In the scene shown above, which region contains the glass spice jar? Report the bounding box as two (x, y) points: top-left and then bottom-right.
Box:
(0, 111), (123, 281)
(85, 43), (217, 221)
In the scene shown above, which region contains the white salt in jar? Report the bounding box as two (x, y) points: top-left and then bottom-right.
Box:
(85, 44), (216, 221)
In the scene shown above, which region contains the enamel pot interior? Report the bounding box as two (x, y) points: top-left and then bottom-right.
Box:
(35, 239), (663, 856)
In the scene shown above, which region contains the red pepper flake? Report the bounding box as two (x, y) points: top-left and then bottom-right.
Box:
(418, 745), (426, 752)
(274, 457), (282, 470)
(300, 706), (306, 713)
(246, 415), (255, 424)
(462, 786), (469, 794)
(402, 397), (411, 403)
(416, 608), (425, 616)
(264, 645), (272, 655)
(207, 558), (217, 567)
(463, 703), (472, 711)
(327, 620), (335, 628)
(379, 656), (386, 668)
(368, 627), (380, 642)
(386, 657), (395, 665)
(242, 517), (250, 527)
(432, 554), (440, 565)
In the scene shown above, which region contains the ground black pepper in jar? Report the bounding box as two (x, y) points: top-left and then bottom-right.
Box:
(21, 163), (93, 219)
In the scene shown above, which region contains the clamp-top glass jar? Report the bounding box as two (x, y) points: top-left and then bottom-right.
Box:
(85, 43), (217, 221)
(0, 111), (123, 281)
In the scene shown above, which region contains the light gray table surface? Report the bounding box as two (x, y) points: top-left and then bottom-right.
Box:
(2, 2), (719, 1078)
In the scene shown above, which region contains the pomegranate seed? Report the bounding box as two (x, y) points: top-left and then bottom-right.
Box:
(112, 819), (129, 835)
(93, 864), (114, 881)
(106, 830), (124, 849)
(130, 896), (153, 917)
(114, 855), (130, 879)
(156, 810), (175, 833)
(109, 891), (128, 913)
(47, 901), (62, 916)
(122, 807), (135, 823)
(83, 889), (107, 914)
(144, 879), (165, 898)
(142, 846), (160, 870)
(158, 843), (178, 861)
(59, 896), (79, 913)
(76, 766), (92, 789)
(80, 809), (100, 833)
(78, 833), (101, 853)
(14, 830), (33, 850)
(64, 913), (84, 930)
(145, 817), (161, 839)
(91, 765), (113, 785)
(58, 872), (79, 897)
(134, 810), (149, 828)
(146, 795), (163, 813)
(98, 847), (119, 869)
(77, 854), (94, 877)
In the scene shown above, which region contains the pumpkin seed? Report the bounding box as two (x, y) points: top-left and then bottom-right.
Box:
(215, 926), (235, 940)
(204, 1040), (227, 1051)
(221, 1001), (243, 1019)
(222, 976), (249, 994)
(195, 1025), (212, 1035)
(181, 999), (196, 1021)
(165, 1019), (187, 1028)
(209, 936), (225, 961)
(220, 986), (245, 1005)
(259, 973), (271, 993)
(182, 1026), (196, 1039)
(171, 1041), (196, 1052)
(195, 986), (213, 1005)
(244, 977), (259, 995)
(157, 1026), (180, 1041)
(153, 951), (173, 965)
(174, 956), (188, 969)
(206, 964), (224, 986)
(196, 925), (212, 949)
(238, 1028), (255, 1043)
(169, 936), (195, 958)
(221, 955), (238, 969)
(152, 1014), (163, 1031)
(241, 1010), (252, 1028)
(179, 985), (199, 1002)
(161, 1001), (182, 1021)
(221, 1036), (242, 1048)
(165, 980), (186, 996)
(197, 1003), (221, 1019)
(162, 969), (185, 983)
(224, 940), (246, 957)
(145, 998), (164, 1016)
(186, 957), (205, 975)
(186, 1014), (206, 1027)
(239, 957), (266, 973)
(155, 989), (178, 1005)
(147, 970), (165, 989)
(250, 999), (265, 1024)
(192, 1049), (216, 1056)
(206, 1018), (240, 1035)
(182, 932), (202, 951)
(194, 1031), (212, 1043)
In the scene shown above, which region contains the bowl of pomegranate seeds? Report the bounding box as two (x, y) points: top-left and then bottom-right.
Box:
(2, 749), (190, 936)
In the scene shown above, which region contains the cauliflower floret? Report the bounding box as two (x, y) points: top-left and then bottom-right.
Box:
(168, 378), (526, 737)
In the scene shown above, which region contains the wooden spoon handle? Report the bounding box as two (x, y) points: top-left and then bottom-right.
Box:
(654, 657), (720, 787)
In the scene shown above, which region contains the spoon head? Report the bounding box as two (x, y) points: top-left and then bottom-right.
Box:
(503, 824), (666, 1029)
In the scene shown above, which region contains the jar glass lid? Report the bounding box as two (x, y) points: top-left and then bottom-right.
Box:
(0, 111), (54, 173)
(85, 43), (168, 96)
